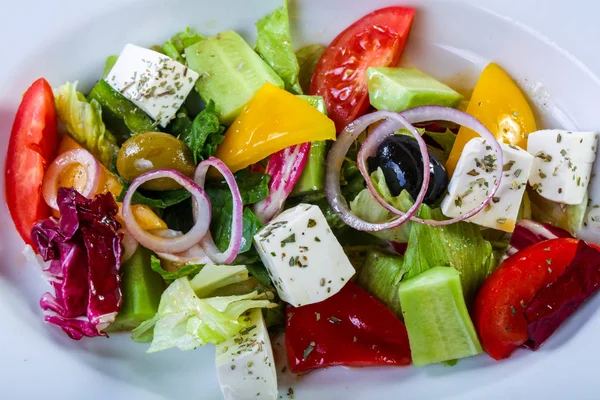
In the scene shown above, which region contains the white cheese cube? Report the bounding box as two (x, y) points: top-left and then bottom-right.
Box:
(441, 138), (533, 232)
(527, 130), (598, 205)
(253, 204), (355, 307)
(215, 309), (277, 400)
(106, 44), (200, 127)
(576, 154), (600, 244)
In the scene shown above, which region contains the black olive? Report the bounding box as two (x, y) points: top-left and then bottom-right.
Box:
(367, 135), (447, 204)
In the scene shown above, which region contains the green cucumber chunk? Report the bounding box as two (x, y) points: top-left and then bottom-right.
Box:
(367, 67), (462, 112)
(398, 266), (482, 366)
(291, 95), (327, 196)
(107, 247), (165, 332)
(358, 249), (407, 319)
(184, 30), (284, 125)
(88, 79), (156, 137)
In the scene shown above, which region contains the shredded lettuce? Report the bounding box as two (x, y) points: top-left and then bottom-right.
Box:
(132, 264), (274, 352)
(350, 168), (413, 242)
(255, 0), (303, 94)
(54, 81), (119, 169)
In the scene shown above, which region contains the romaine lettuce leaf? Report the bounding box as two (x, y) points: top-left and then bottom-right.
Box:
(350, 168), (413, 242)
(255, 0), (303, 94)
(161, 27), (204, 64)
(296, 44), (325, 94)
(403, 205), (496, 302)
(54, 81), (119, 170)
(358, 249), (407, 318)
(132, 264), (274, 352)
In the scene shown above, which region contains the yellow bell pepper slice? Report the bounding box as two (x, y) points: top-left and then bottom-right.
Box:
(446, 63), (537, 175)
(215, 82), (336, 172)
(56, 136), (167, 231)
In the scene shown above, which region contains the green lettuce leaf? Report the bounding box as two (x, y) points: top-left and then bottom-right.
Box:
(358, 249), (407, 318)
(205, 169), (270, 253)
(150, 255), (203, 284)
(350, 168), (414, 242)
(426, 128), (457, 160)
(403, 205), (495, 302)
(296, 44), (325, 94)
(180, 100), (225, 164)
(162, 27), (204, 64)
(54, 81), (119, 169)
(132, 264), (273, 352)
(255, 0), (303, 94)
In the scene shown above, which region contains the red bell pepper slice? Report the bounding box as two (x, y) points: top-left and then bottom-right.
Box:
(473, 238), (579, 360)
(285, 281), (411, 373)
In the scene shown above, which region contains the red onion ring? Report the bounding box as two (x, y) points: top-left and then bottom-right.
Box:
(194, 157), (243, 264)
(400, 106), (504, 226)
(325, 112), (428, 231)
(153, 229), (213, 265)
(122, 169), (211, 253)
(42, 149), (101, 210)
(120, 229), (139, 263)
(356, 107), (504, 226)
(326, 107), (504, 231)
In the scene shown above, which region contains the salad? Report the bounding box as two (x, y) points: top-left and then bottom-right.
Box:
(5, 2), (600, 398)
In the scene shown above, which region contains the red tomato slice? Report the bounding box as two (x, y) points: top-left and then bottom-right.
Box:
(473, 238), (580, 360)
(310, 6), (415, 132)
(5, 78), (58, 246)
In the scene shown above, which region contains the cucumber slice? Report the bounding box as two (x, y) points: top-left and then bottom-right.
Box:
(107, 247), (165, 332)
(398, 267), (482, 366)
(88, 79), (156, 137)
(185, 30), (284, 125)
(367, 67), (462, 113)
(291, 95), (328, 196)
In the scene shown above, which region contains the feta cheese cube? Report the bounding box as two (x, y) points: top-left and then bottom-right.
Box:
(253, 204), (355, 307)
(576, 153), (600, 244)
(106, 44), (200, 127)
(215, 309), (277, 400)
(527, 130), (598, 204)
(441, 138), (533, 232)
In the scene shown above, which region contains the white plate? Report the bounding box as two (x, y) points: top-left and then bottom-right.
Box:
(1, 0), (599, 399)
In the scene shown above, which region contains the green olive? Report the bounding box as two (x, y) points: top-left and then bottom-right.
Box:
(117, 132), (196, 191)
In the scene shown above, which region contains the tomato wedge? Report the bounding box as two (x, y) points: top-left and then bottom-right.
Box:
(473, 238), (579, 360)
(5, 78), (58, 246)
(310, 6), (415, 132)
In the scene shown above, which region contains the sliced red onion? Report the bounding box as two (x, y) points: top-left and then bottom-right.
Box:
(42, 149), (101, 210)
(120, 229), (139, 263)
(356, 107), (504, 227)
(398, 106), (504, 226)
(325, 112), (427, 231)
(194, 157), (243, 264)
(506, 219), (572, 257)
(122, 169), (211, 254)
(253, 143), (311, 224)
(153, 229), (213, 265)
